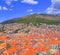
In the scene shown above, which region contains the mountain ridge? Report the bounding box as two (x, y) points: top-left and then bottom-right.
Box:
(1, 14), (60, 25)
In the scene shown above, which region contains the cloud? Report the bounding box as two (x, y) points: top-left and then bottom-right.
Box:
(0, 6), (13, 11)
(30, 12), (34, 14)
(0, 6), (2, 10)
(3, 0), (18, 5)
(0, 0), (18, 11)
(46, 0), (60, 14)
(21, 0), (38, 5)
(0, 6), (8, 11)
(27, 9), (33, 12)
(3, 7), (8, 10)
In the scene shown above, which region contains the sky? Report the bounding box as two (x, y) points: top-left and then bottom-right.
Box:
(0, 0), (60, 22)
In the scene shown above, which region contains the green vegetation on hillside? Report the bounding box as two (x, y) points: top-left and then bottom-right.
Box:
(0, 41), (4, 44)
(0, 30), (4, 32)
(18, 18), (60, 25)
(2, 14), (60, 25)
(0, 30), (2, 32)
(3, 18), (60, 25)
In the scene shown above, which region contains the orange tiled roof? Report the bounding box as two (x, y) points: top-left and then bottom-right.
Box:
(1, 53), (7, 55)
(0, 36), (9, 40)
(0, 43), (7, 49)
(54, 52), (60, 55)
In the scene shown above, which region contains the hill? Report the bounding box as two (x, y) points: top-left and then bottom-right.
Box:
(1, 14), (60, 25)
